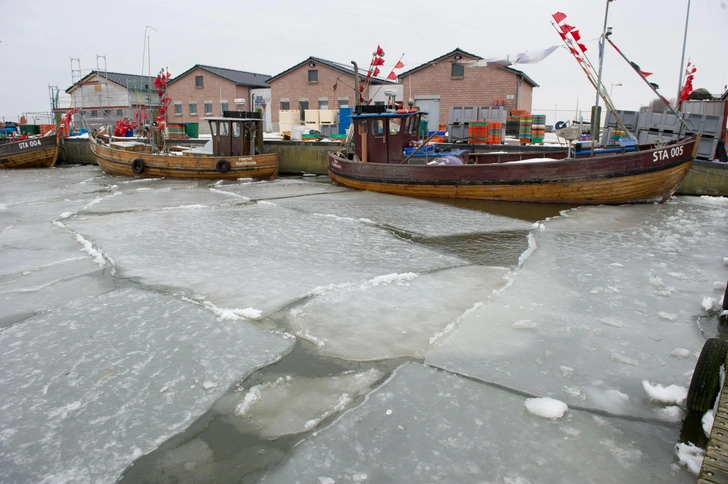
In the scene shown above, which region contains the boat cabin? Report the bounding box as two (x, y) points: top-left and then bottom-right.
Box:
(205, 111), (264, 157)
(352, 109), (424, 164)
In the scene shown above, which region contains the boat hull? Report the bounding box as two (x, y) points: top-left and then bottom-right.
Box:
(674, 159), (728, 196)
(0, 136), (59, 169)
(90, 136), (279, 180)
(328, 137), (697, 204)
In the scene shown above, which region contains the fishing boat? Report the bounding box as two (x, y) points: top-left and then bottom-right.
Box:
(0, 133), (60, 169)
(327, 108), (697, 204)
(89, 112), (279, 180)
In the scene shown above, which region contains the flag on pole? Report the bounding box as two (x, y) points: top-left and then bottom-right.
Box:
(376, 45), (385, 56)
(395, 60), (404, 69)
(373, 57), (385, 66)
(552, 12), (567, 23)
(373, 67), (380, 77)
(387, 71), (397, 81)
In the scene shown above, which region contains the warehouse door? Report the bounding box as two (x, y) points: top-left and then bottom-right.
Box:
(414, 97), (440, 132)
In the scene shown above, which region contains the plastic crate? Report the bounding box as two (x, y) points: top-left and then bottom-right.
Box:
(696, 136), (719, 160)
(449, 106), (477, 124)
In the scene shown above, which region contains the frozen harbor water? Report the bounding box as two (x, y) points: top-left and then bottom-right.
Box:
(0, 165), (726, 483)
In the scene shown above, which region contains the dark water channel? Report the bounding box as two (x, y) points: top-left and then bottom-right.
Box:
(118, 199), (584, 483)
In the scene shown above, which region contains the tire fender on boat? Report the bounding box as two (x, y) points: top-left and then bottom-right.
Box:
(216, 160), (231, 173)
(686, 338), (728, 413)
(131, 159), (146, 174)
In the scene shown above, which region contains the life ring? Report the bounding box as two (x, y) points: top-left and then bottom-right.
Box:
(686, 338), (728, 413)
(131, 159), (146, 174)
(216, 159), (231, 173)
(396, 109), (417, 114)
(555, 121), (568, 130)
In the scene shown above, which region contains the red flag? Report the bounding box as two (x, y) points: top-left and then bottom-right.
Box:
(552, 12), (567, 23)
(560, 23), (575, 34)
(639, 71), (653, 78)
(395, 60), (404, 69)
(387, 71), (397, 81)
(373, 67), (380, 77)
(578, 43), (587, 53)
(571, 30), (581, 41)
(366, 70), (372, 78)
(373, 57), (385, 66)
(359, 83), (364, 92)
(376, 45), (384, 56)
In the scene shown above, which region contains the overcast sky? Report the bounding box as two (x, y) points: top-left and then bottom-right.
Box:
(2, 0), (726, 126)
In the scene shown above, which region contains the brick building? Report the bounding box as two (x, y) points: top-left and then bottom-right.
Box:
(398, 48), (538, 129)
(166, 65), (272, 134)
(266, 57), (392, 133)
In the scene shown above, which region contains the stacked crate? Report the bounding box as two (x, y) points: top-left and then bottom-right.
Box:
(304, 109), (321, 131)
(319, 109), (339, 137)
(636, 108), (681, 145)
(680, 100), (725, 160)
(279, 110), (300, 135)
(478, 105), (506, 143)
(468, 121), (488, 144)
(167, 123), (186, 140)
(447, 106), (477, 142)
(531, 114), (546, 143)
(518, 113), (533, 144)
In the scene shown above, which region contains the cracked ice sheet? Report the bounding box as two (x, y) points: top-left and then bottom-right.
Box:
(64, 202), (466, 315)
(0, 218), (115, 328)
(287, 265), (511, 360)
(274, 189), (534, 237)
(426, 199), (728, 420)
(0, 287), (292, 484)
(260, 362), (694, 484)
(0, 165), (107, 208)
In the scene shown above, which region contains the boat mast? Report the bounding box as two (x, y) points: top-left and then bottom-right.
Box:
(676, 0), (691, 106)
(593, 0), (614, 146)
(352, 61), (360, 107)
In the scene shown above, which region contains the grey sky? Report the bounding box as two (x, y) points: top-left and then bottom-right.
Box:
(2, 0), (726, 125)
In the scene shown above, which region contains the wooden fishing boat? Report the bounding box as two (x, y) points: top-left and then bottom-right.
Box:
(0, 134), (60, 169)
(327, 109), (698, 205)
(89, 112), (279, 180)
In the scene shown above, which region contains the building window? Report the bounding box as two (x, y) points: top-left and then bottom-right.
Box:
(174, 102), (182, 115)
(204, 101), (213, 115)
(189, 102), (197, 115)
(195, 75), (204, 87)
(338, 98), (349, 108)
(308, 70), (318, 83)
(318, 99), (328, 110)
(299, 100), (309, 121)
(280, 99), (290, 110)
(91, 110), (98, 118)
(221, 100), (228, 113)
(116, 109), (123, 116)
(451, 63), (464, 78)
(103, 109), (112, 117)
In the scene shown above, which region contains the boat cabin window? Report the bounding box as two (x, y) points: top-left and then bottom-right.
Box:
(389, 118), (401, 135)
(232, 121), (241, 138)
(210, 122), (217, 136)
(220, 121), (229, 136)
(371, 119), (384, 137)
(403, 116), (414, 134)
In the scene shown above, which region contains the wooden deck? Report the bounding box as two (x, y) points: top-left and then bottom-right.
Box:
(698, 365), (728, 483)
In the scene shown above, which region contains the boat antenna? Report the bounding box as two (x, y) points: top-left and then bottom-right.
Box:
(676, 0), (691, 108)
(605, 36), (694, 134)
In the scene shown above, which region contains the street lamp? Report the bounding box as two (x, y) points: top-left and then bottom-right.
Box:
(610, 83), (622, 97)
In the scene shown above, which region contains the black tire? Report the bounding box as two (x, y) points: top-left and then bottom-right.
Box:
(131, 159), (146, 174)
(686, 338), (728, 413)
(216, 160), (230, 174)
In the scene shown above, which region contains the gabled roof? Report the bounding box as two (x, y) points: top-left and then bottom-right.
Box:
(168, 64), (271, 88)
(267, 56), (391, 85)
(398, 48), (539, 88)
(65, 71), (155, 94)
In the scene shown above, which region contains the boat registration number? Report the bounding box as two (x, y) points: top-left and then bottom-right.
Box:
(236, 157), (256, 166)
(653, 145), (683, 162)
(18, 139), (42, 149)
